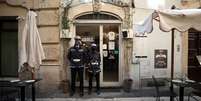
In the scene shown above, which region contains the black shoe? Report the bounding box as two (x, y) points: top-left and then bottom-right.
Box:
(80, 93), (84, 97)
(96, 90), (100, 95)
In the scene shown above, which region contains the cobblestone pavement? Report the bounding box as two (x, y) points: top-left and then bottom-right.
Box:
(36, 97), (201, 101)
(34, 87), (201, 101)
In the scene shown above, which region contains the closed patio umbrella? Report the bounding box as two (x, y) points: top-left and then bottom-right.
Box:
(19, 11), (45, 78)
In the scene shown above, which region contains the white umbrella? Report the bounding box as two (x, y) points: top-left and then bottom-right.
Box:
(19, 11), (45, 73)
(135, 9), (201, 33)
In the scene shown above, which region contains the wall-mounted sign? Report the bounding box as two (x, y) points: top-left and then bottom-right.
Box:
(81, 37), (94, 42)
(154, 49), (167, 68)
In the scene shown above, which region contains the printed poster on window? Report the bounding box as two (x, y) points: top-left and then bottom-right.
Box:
(108, 32), (115, 40)
(108, 41), (115, 50)
(103, 44), (107, 50)
(103, 50), (108, 57)
(154, 49), (167, 68)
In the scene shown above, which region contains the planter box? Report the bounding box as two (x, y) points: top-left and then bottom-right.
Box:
(60, 29), (73, 38)
(123, 79), (133, 92)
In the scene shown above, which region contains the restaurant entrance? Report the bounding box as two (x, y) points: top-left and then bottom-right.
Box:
(75, 23), (121, 87)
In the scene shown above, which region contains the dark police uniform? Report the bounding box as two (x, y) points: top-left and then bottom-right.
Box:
(87, 50), (101, 95)
(68, 44), (85, 96)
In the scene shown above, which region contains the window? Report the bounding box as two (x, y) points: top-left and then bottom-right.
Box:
(80, 0), (92, 3)
(76, 13), (119, 20)
(0, 16), (18, 77)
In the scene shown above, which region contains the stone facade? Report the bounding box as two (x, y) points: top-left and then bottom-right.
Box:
(39, 27), (60, 43)
(0, 0), (200, 94)
(36, 1), (61, 94)
(38, 10), (59, 26)
(0, 0), (61, 94)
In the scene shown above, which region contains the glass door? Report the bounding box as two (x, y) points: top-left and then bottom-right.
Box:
(100, 24), (120, 86)
(75, 23), (120, 87)
(76, 24), (100, 86)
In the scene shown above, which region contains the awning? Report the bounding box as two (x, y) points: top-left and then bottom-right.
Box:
(134, 9), (201, 34)
(158, 9), (201, 32)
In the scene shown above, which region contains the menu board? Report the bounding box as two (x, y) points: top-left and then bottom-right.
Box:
(154, 49), (167, 68)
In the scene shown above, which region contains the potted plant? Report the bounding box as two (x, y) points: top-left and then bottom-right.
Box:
(62, 16), (70, 29)
(61, 16), (70, 38)
(123, 78), (133, 92)
(61, 3), (72, 38)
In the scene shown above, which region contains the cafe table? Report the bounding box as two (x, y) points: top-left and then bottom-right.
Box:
(0, 79), (41, 101)
(171, 79), (195, 101)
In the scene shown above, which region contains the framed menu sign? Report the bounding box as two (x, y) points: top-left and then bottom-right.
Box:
(154, 49), (167, 68)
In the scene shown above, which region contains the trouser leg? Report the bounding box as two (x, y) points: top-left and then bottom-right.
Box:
(95, 73), (100, 92)
(71, 68), (76, 94)
(78, 68), (84, 95)
(88, 73), (93, 93)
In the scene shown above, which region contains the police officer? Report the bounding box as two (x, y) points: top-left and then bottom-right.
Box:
(87, 43), (101, 95)
(67, 36), (85, 97)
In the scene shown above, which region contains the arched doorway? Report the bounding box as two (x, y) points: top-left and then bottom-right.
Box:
(74, 12), (122, 87)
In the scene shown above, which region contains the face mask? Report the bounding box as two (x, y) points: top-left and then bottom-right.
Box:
(91, 47), (96, 51)
(74, 40), (81, 49)
(75, 44), (80, 49)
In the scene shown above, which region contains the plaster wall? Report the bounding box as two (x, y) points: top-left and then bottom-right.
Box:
(131, 1), (182, 88)
(131, 0), (200, 89)
(0, 0), (62, 94)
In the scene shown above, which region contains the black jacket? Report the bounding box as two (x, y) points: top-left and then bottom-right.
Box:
(67, 46), (86, 67)
(88, 51), (101, 73)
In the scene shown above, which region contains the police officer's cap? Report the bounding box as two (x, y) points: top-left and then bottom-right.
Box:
(74, 36), (81, 40)
(91, 43), (97, 47)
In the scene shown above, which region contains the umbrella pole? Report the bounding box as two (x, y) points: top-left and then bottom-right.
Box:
(170, 29), (175, 101)
(31, 68), (35, 79)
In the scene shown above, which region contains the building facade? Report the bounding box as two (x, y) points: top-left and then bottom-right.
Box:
(0, 0), (201, 94)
